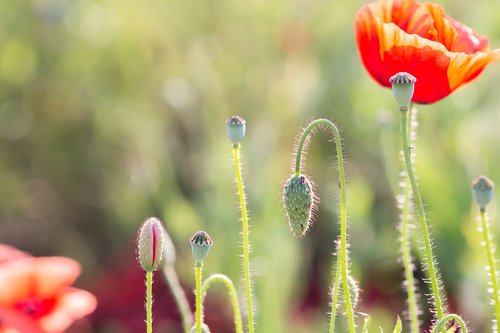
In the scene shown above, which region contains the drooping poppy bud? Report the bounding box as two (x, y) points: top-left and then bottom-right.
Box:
(137, 217), (165, 272)
(389, 72), (416, 110)
(190, 231), (213, 266)
(226, 116), (246, 145)
(472, 175), (495, 211)
(283, 174), (317, 237)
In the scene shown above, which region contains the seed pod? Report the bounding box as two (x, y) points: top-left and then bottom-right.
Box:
(389, 72), (416, 110)
(283, 174), (317, 237)
(226, 115), (246, 145)
(472, 175), (495, 211)
(190, 231), (213, 266)
(137, 217), (165, 272)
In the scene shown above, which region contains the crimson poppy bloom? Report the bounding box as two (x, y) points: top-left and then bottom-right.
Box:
(355, 0), (500, 103)
(0, 255), (97, 333)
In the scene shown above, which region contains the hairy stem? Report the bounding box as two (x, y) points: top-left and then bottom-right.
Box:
(201, 273), (243, 333)
(400, 108), (445, 322)
(162, 265), (193, 333)
(146, 271), (153, 333)
(328, 256), (342, 333)
(295, 119), (355, 333)
(232, 144), (255, 333)
(400, 107), (419, 333)
(195, 265), (203, 333)
(430, 314), (468, 333)
(480, 209), (500, 329)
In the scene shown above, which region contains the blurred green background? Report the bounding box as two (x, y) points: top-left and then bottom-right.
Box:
(1, 0), (500, 332)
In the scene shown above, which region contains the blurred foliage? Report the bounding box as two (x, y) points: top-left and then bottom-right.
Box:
(0, 0), (500, 332)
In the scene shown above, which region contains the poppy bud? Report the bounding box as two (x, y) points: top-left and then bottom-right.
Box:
(226, 115), (246, 145)
(190, 231), (213, 266)
(137, 217), (165, 272)
(191, 323), (211, 333)
(283, 174), (317, 237)
(389, 72), (416, 110)
(472, 175), (495, 211)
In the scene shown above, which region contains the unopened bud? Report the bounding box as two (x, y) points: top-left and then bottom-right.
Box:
(472, 175), (495, 211)
(283, 174), (317, 237)
(389, 72), (416, 110)
(137, 217), (165, 272)
(190, 231), (213, 266)
(226, 116), (246, 145)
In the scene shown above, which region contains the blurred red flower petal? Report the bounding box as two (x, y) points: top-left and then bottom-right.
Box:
(0, 254), (96, 333)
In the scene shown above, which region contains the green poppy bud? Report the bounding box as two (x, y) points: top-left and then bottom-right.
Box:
(389, 72), (416, 110)
(190, 231), (213, 266)
(137, 217), (165, 272)
(472, 175), (495, 211)
(283, 174), (317, 237)
(226, 115), (246, 145)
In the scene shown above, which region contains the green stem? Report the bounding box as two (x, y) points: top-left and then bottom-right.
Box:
(328, 256), (342, 333)
(195, 264), (203, 333)
(400, 109), (445, 322)
(146, 271), (153, 333)
(201, 273), (243, 333)
(295, 119), (355, 333)
(480, 209), (500, 328)
(232, 144), (255, 333)
(430, 314), (468, 333)
(400, 107), (419, 333)
(162, 265), (193, 333)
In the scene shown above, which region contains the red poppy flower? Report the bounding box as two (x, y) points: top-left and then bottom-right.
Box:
(355, 0), (500, 103)
(0, 256), (97, 333)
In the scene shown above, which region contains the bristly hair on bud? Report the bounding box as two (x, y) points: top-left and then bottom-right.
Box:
(472, 175), (495, 211)
(137, 217), (165, 272)
(282, 173), (318, 237)
(389, 72), (417, 110)
(190, 231), (213, 266)
(226, 115), (246, 145)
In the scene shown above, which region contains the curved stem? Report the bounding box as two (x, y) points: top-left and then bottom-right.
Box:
(232, 144), (255, 333)
(162, 265), (193, 333)
(480, 209), (500, 328)
(400, 107), (419, 333)
(400, 109), (445, 322)
(430, 314), (468, 333)
(201, 273), (243, 333)
(195, 265), (203, 333)
(146, 271), (153, 333)
(295, 119), (355, 333)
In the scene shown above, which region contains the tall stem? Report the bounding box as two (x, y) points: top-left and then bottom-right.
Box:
(400, 109), (445, 321)
(162, 265), (193, 333)
(201, 273), (244, 333)
(232, 144), (255, 333)
(400, 107), (419, 333)
(195, 264), (203, 333)
(146, 271), (153, 333)
(295, 119), (355, 333)
(480, 209), (500, 329)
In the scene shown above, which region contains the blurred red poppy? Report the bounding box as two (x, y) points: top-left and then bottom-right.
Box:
(0, 254), (97, 333)
(355, 0), (500, 103)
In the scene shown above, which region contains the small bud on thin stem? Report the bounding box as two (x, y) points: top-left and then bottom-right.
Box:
(137, 217), (165, 272)
(190, 231), (213, 267)
(472, 175), (495, 212)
